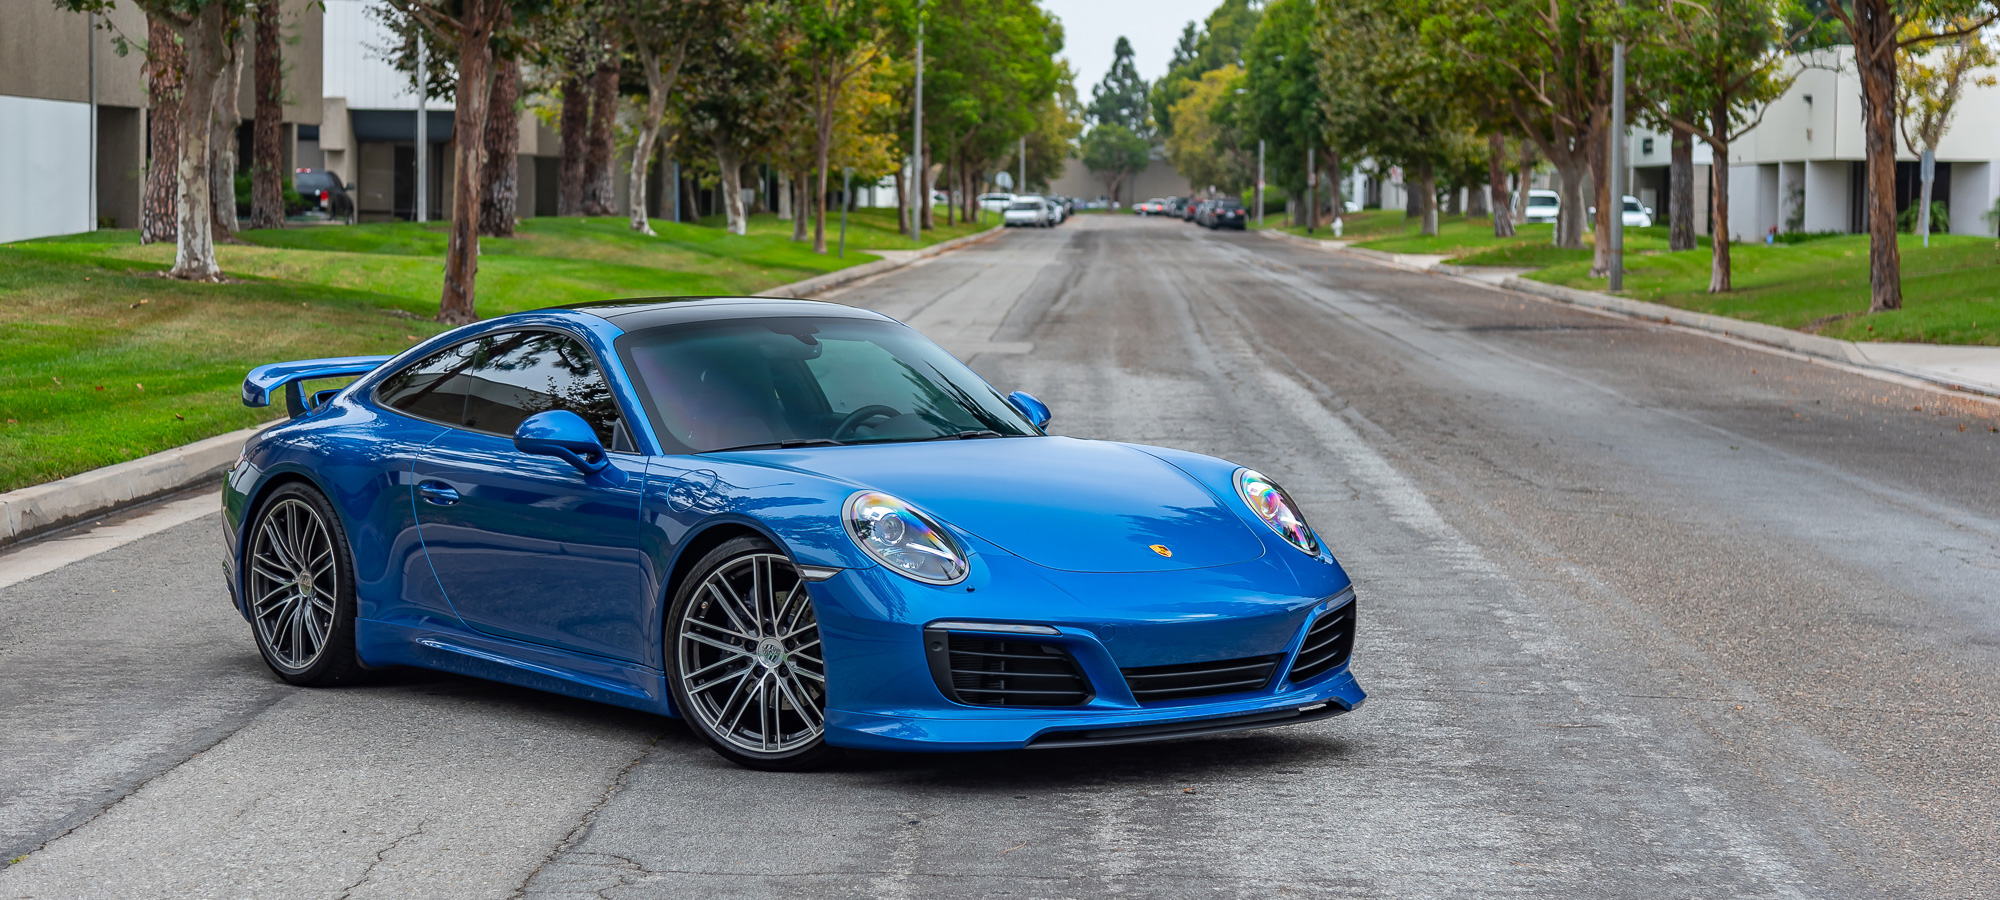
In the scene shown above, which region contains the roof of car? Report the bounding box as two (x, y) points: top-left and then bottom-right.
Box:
(555, 296), (894, 332)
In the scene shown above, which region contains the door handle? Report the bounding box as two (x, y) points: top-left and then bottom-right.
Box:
(417, 481), (461, 506)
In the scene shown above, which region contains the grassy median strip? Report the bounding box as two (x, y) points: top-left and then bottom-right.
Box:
(0, 209), (983, 491)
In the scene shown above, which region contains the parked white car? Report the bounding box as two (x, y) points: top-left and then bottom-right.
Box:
(1523, 189), (1560, 224)
(978, 192), (1015, 214)
(1002, 197), (1050, 227)
(1586, 195), (1656, 227)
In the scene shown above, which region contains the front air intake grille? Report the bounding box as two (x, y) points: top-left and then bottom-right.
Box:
(1120, 654), (1282, 703)
(927, 633), (1092, 707)
(1289, 598), (1357, 683)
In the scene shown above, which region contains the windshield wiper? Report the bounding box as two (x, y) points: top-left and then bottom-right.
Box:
(918, 429), (1008, 441)
(702, 438), (848, 453)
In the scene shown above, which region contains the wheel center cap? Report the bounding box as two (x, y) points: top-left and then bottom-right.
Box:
(755, 639), (786, 670)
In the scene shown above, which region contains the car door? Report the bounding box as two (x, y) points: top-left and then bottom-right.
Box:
(409, 329), (652, 663)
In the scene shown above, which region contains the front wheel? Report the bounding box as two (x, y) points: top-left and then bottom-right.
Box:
(667, 537), (839, 771)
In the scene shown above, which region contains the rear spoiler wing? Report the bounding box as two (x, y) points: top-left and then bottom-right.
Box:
(242, 355), (394, 418)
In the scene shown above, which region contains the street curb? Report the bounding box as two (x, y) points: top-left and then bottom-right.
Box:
(1257, 227), (2000, 401)
(763, 225), (1006, 298)
(0, 226), (1010, 551)
(0, 426), (262, 550)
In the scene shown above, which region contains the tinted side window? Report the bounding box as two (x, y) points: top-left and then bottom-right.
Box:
(375, 339), (482, 426)
(457, 332), (625, 447)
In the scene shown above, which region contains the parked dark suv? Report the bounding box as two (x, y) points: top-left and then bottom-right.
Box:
(292, 169), (356, 224)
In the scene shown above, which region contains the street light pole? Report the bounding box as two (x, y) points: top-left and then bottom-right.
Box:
(415, 39), (428, 223)
(1609, 8), (1625, 290)
(1019, 135), (1026, 197)
(911, 0), (923, 243)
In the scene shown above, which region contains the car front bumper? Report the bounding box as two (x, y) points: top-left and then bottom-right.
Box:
(827, 668), (1363, 751)
(805, 543), (1365, 752)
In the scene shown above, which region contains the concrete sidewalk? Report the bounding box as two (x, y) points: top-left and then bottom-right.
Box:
(1262, 229), (2000, 399)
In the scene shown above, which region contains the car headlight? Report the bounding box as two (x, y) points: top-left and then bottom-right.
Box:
(1234, 468), (1320, 556)
(844, 491), (969, 585)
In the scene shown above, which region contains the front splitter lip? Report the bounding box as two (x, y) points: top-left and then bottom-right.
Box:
(823, 668), (1364, 752)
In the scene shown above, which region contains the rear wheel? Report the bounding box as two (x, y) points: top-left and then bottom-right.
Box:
(245, 483), (366, 685)
(667, 536), (839, 771)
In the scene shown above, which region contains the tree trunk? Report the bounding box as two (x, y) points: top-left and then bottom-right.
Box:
(1856, 0), (1902, 312)
(480, 56), (521, 237)
(1488, 134), (1514, 237)
(1445, 181), (1462, 216)
(1589, 118), (1613, 278)
(437, 0), (502, 325)
(248, 0), (284, 230)
(1553, 159), (1587, 248)
(142, 13), (185, 245)
(1708, 109), (1732, 293)
(582, 59), (619, 217)
(1403, 176), (1419, 220)
(626, 68), (664, 236)
(716, 143), (746, 235)
(919, 141), (934, 230)
(557, 75), (588, 216)
(1669, 125), (1694, 251)
(780, 168), (796, 221)
(1418, 160), (1438, 237)
(1326, 149), (1341, 225)
(792, 170), (810, 242)
(169, 3), (229, 281)
(209, 40), (244, 237)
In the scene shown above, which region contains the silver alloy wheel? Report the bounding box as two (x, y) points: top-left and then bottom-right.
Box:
(676, 552), (827, 755)
(247, 497), (339, 671)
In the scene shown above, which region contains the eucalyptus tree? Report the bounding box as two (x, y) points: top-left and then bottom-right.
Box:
(1321, 0), (1471, 236)
(684, 0), (788, 236)
(1626, 0), (1798, 292)
(1241, 0), (1327, 226)
(1165, 65), (1253, 196)
(57, 0), (250, 279)
(1804, 0), (1999, 311)
(247, 0), (286, 229)
(1080, 124), (1149, 202)
(787, 0), (902, 253)
(1432, 0), (1616, 270)
(1896, 16), (1996, 237)
(921, 0), (1064, 217)
(384, 0), (555, 323)
(612, 0), (706, 234)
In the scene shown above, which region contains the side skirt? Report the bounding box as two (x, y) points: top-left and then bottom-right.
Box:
(357, 617), (678, 718)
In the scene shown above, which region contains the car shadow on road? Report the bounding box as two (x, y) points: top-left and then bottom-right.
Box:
(833, 729), (1361, 786)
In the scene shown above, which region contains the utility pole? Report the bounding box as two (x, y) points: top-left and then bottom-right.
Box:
(415, 38), (427, 223)
(1609, 5), (1625, 290)
(910, 0), (924, 243)
(1918, 149), (1935, 247)
(1019, 135), (1026, 196)
(1257, 139), (1265, 228)
(839, 168), (851, 257)
(88, 11), (96, 229)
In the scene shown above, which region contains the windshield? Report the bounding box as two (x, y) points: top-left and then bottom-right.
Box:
(615, 316), (1039, 453)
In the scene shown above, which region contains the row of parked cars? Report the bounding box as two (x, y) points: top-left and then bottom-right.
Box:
(1521, 189), (1656, 227)
(982, 192), (1079, 228)
(1134, 196), (1248, 230)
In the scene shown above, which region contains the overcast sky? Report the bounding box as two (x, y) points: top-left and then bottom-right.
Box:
(1040, 0), (1223, 92)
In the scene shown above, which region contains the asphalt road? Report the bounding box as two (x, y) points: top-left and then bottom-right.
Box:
(3, 214), (1997, 899)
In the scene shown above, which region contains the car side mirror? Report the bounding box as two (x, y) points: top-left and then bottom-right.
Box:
(1645, 207), (1655, 216)
(345, 182), (356, 191)
(1006, 390), (1051, 430)
(514, 410), (612, 475)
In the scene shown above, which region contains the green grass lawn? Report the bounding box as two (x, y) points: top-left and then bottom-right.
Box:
(0, 208), (987, 491)
(1532, 233), (2000, 346)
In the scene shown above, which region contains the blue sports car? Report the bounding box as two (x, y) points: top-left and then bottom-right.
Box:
(223, 297), (1363, 770)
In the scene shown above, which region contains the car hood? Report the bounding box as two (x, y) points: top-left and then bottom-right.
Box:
(716, 437), (1267, 573)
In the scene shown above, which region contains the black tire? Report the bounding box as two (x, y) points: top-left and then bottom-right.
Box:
(666, 536), (841, 772)
(243, 482), (367, 686)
